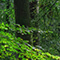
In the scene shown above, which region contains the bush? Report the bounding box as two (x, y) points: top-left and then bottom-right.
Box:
(0, 23), (60, 60)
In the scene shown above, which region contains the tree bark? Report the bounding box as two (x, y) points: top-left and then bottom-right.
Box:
(14, 0), (31, 42)
(14, 0), (30, 27)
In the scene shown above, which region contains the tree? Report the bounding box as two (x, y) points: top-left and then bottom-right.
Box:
(14, 0), (30, 27)
(14, 0), (31, 42)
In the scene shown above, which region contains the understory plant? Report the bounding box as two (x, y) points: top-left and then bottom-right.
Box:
(0, 23), (60, 60)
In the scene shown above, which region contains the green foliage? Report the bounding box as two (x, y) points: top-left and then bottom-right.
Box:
(0, 0), (15, 24)
(0, 0), (5, 3)
(0, 23), (60, 60)
(0, 0), (60, 60)
(30, 0), (60, 55)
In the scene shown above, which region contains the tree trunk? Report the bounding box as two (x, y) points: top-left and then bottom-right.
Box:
(14, 0), (31, 42)
(14, 0), (30, 27)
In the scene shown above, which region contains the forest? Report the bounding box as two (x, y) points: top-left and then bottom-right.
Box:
(0, 0), (60, 60)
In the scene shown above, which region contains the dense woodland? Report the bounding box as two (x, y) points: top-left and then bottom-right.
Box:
(0, 0), (60, 60)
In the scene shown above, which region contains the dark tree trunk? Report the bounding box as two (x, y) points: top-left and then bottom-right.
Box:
(14, 0), (31, 41)
(14, 0), (30, 27)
